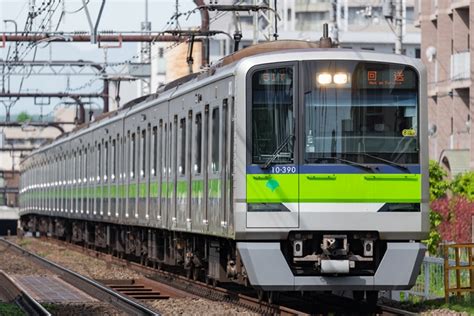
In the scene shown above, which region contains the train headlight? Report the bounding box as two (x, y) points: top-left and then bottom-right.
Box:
(333, 73), (348, 85)
(317, 73), (332, 85)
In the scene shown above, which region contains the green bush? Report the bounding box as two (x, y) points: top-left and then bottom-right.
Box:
(429, 160), (449, 201)
(451, 171), (474, 201)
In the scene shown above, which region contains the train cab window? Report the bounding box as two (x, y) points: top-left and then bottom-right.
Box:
(194, 113), (202, 174)
(152, 127), (157, 176)
(140, 129), (146, 178)
(302, 61), (419, 164)
(250, 67), (295, 165)
(179, 118), (186, 175)
(211, 108), (220, 172)
(130, 133), (136, 179)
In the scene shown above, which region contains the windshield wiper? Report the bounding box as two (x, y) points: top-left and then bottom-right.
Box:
(262, 134), (294, 169)
(357, 153), (410, 173)
(306, 156), (374, 173)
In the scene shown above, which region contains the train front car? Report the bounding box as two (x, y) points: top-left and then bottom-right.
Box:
(234, 50), (429, 297)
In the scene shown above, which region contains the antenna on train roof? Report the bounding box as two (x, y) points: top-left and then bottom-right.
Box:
(319, 23), (333, 48)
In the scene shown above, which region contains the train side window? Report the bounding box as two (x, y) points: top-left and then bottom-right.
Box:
(97, 143), (101, 183)
(141, 129), (146, 178)
(161, 122), (166, 176)
(194, 113), (202, 174)
(179, 118), (186, 175)
(130, 133), (136, 179)
(211, 107), (220, 173)
(111, 139), (116, 181)
(152, 127), (157, 176)
(83, 148), (86, 181)
(104, 141), (108, 182)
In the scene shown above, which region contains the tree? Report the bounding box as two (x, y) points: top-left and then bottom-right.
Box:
(16, 111), (32, 123)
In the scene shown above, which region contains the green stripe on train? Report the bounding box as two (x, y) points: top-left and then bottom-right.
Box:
(246, 173), (422, 203)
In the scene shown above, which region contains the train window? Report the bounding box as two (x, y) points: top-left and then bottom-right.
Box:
(111, 139), (116, 181)
(211, 108), (220, 172)
(251, 67), (294, 165)
(131, 133), (136, 179)
(78, 150), (82, 183)
(152, 127), (157, 176)
(104, 141), (108, 182)
(98, 144), (101, 182)
(179, 118), (186, 175)
(161, 123), (166, 176)
(141, 129), (146, 178)
(171, 121), (175, 176)
(194, 113), (202, 174)
(84, 148), (87, 182)
(303, 61), (419, 164)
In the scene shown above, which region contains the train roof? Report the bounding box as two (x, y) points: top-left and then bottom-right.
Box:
(22, 40), (425, 166)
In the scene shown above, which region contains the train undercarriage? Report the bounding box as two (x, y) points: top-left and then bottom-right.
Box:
(20, 214), (423, 305)
(20, 214), (247, 287)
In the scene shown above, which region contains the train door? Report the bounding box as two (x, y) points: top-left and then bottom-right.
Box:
(224, 97), (234, 235)
(207, 102), (223, 234)
(130, 129), (139, 220)
(149, 125), (158, 224)
(160, 121), (168, 227)
(138, 126), (148, 222)
(170, 116), (178, 229)
(191, 109), (205, 232)
(176, 115), (189, 230)
(111, 136), (118, 218)
(246, 63), (299, 228)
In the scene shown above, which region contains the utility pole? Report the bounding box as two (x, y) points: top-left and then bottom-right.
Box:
(383, 0), (403, 54)
(140, 0), (151, 96)
(329, 0), (339, 45)
(395, 0), (403, 54)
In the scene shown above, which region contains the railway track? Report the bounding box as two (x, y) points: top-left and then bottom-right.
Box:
(0, 270), (51, 316)
(0, 238), (159, 316)
(11, 236), (419, 315)
(36, 237), (310, 315)
(379, 303), (419, 316)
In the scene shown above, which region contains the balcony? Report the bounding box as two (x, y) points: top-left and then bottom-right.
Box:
(450, 52), (471, 89)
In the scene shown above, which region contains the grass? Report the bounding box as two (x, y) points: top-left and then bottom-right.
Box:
(417, 296), (474, 314)
(0, 303), (25, 316)
(17, 239), (31, 248)
(394, 296), (474, 314)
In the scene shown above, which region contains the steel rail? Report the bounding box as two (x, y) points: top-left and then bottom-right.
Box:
(0, 270), (51, 316)
(43, 237), (308, 315)
(379, 303), (419, 316)
(0, 238), (159, 316)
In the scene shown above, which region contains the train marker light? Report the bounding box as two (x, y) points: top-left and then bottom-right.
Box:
(333, 73), (348, 85)
(317, 73), (332, 85)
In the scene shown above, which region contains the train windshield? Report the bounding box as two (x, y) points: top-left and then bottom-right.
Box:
(303, 61), (419, 164)
(251, 67), (295, 165)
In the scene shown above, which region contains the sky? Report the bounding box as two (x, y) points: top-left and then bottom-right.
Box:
(0, 0), (201, 116)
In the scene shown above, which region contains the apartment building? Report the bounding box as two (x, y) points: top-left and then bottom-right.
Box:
(416, 0), (473, 173)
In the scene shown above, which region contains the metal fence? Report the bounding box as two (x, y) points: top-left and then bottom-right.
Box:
(398, 253), (472, 301)
(402, 256), (446, 300)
